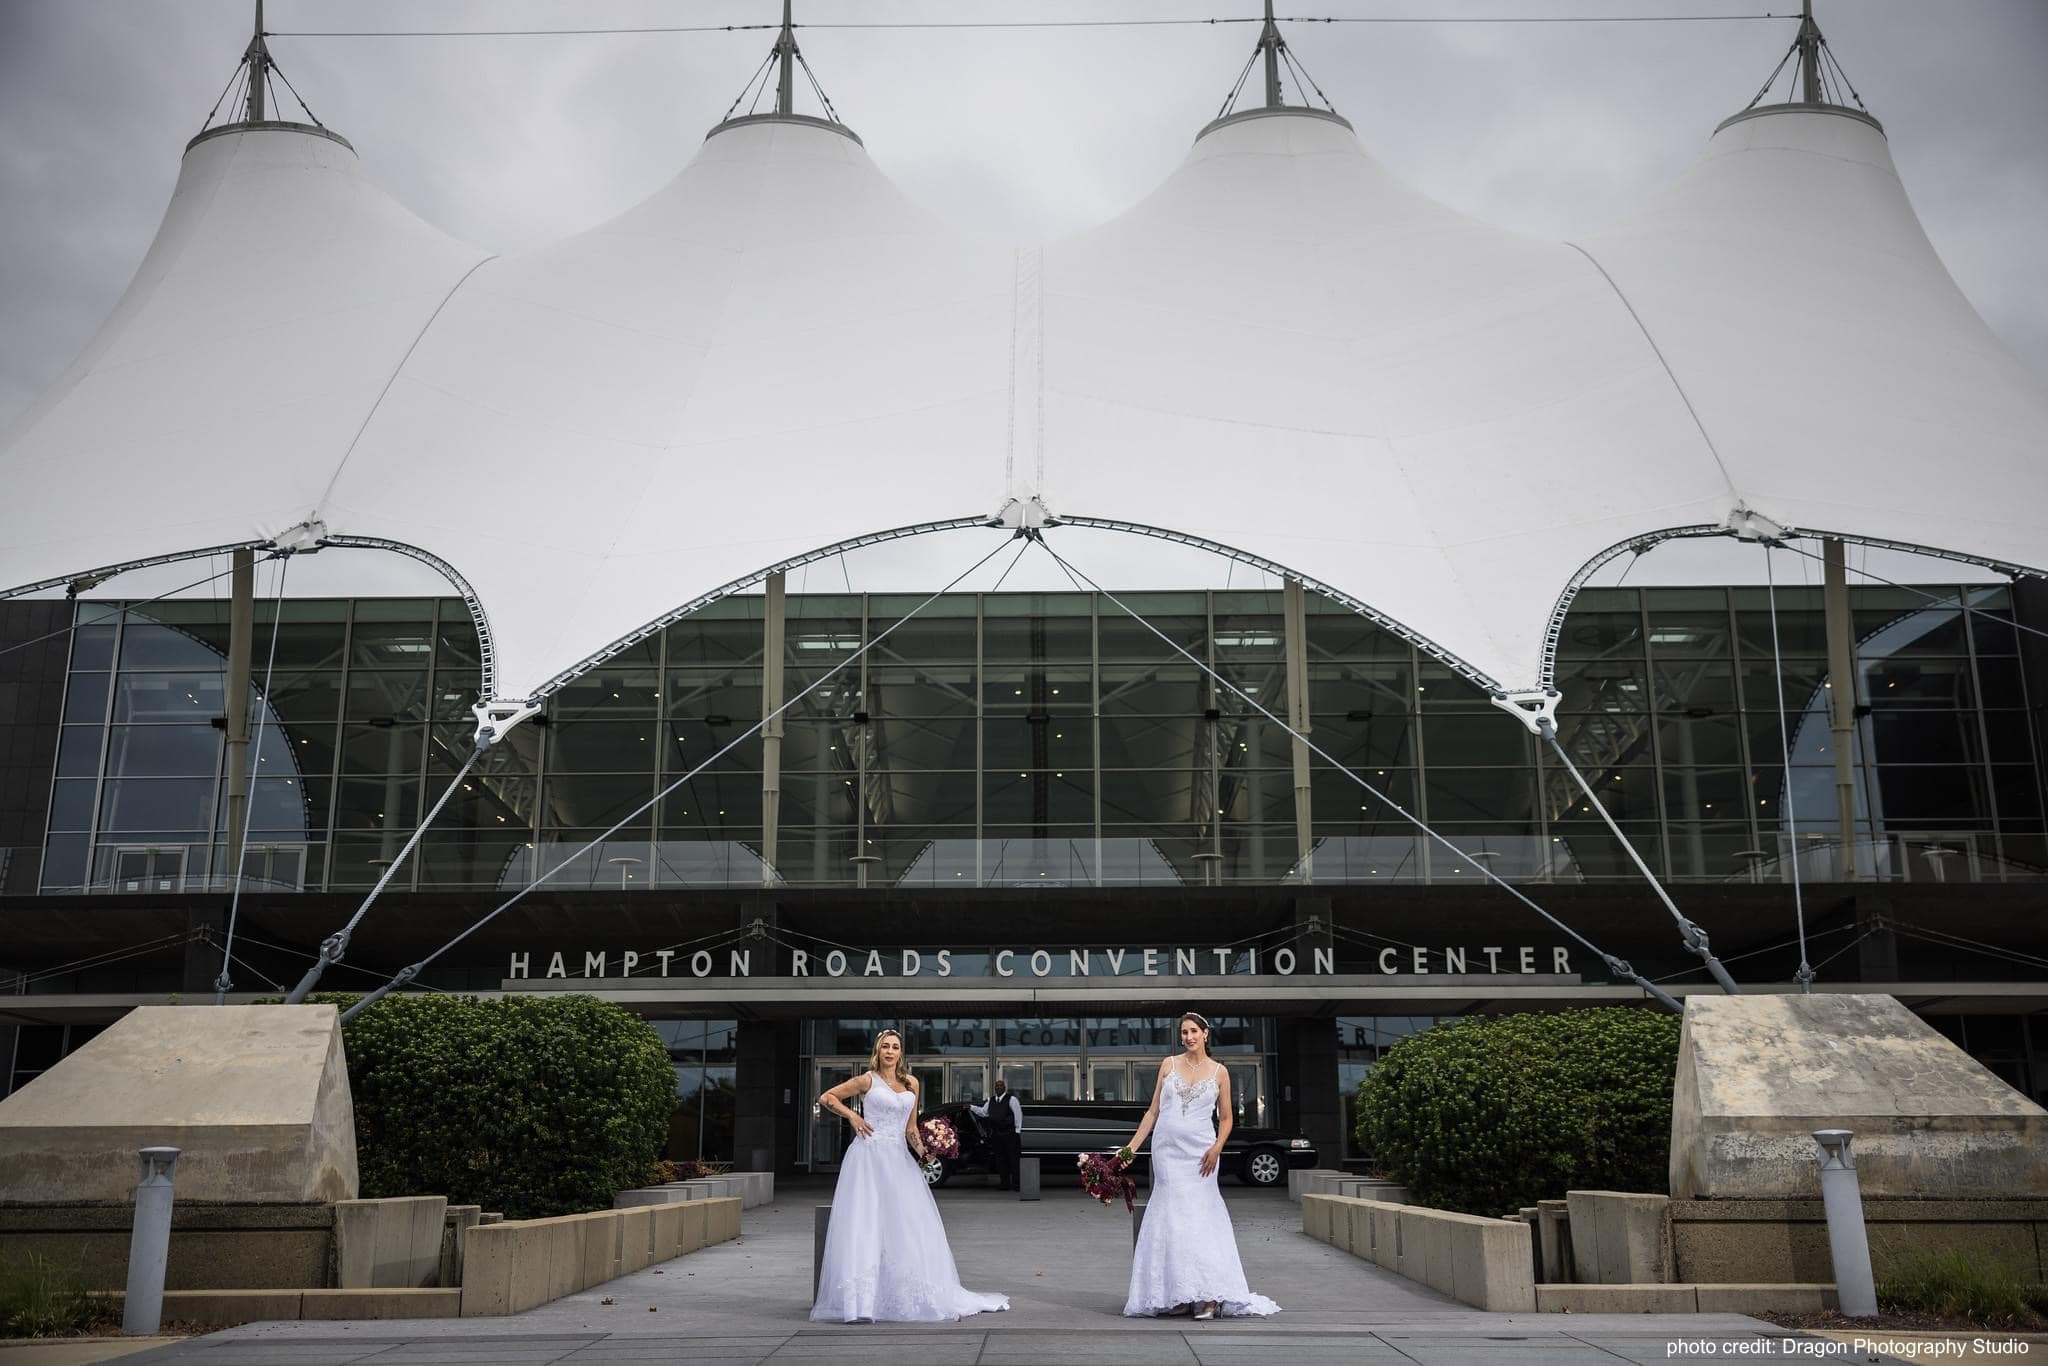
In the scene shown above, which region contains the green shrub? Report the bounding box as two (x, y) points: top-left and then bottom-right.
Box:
(1878, 1248), (2036, 1324)
(1353, 1008), (1680, 1215)
(0, 1253), (104, 1337)
(322, 993), (676, 1219)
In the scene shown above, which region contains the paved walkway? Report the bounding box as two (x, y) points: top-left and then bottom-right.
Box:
(118, 1183), (1838, 1365)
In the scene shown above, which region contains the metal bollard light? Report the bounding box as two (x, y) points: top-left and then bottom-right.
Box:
(1812, 1129), (1878, 1317)
(122, 1147), (180, 1335)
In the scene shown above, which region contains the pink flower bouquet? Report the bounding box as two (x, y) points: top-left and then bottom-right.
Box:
(919, 1115), (961, 1160)
(1077, 1148), (1137, 1212)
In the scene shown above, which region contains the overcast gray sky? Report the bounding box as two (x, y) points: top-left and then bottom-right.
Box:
(0, 0), (2042, 598)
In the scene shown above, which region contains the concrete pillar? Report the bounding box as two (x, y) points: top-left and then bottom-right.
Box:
(1822, 541), (1860, 879)
(221, 549), (255, 887)
(760, 573), (785, 886)
(734, 1018), (780, 1173)
(1282, 1016), (1341, 1165)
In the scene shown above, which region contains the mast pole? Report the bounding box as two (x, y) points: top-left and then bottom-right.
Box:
(774, 0), (796, 117)
(1796, 0), (1822, 104)
(1260, 0), (1284, 109)
(243, 0), (269, 123)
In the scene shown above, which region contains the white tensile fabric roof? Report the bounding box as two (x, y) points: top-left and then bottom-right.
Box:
(4, 92), (2045, 734)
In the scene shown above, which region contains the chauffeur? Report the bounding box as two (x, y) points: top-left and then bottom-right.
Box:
(970, 1079), (1025, 1191)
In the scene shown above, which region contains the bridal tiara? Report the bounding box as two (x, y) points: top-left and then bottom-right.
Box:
(1181, 1012), (1210, 1029)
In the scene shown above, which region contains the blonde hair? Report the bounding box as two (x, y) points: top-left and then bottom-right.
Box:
(867, 1028), (915, 1089)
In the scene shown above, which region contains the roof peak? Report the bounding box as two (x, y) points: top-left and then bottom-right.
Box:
(192, 0), (339, 147)
(708, 0), (859, 144)
(1198, 0), (1349, 142)
(1726, 0), (1881, 133)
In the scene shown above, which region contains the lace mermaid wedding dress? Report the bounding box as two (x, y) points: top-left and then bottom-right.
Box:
(1123, 1061), (1281, 1318)
(811, 1072), (1010, 1322)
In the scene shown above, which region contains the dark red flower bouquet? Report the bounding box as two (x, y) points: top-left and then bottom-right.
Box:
(1077, 1147), (1137, 1212)
(919, 1115), (961, 1160)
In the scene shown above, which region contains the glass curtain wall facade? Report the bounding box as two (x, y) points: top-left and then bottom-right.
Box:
(37, 584), (2044, 892)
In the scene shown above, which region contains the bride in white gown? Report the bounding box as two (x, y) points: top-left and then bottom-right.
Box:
(1121, 1012), (1281, 1319)
(811, 1029), (1010, 1323)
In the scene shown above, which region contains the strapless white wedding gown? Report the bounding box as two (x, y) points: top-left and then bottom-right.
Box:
(1124, 1064), (1281, 1318)
(811, 1073), (1010, 1322)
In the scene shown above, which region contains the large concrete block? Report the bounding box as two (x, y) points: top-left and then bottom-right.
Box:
(1289, 1168), (1342, 1201)
(1695, 1284), (1838, 1315)
(335, 1195), (447, 1289)
(1670, 994), (2048, 1199)
(678, 1199), (709, 1254)
(616, 1206), (655, 1273)
(1301, 1193), (1336, 1242)
(0, 1201), (332, 1291)
(1449, 1214), (1537, 1312)
(0, 1005), (358, 1204)
(703, 1195), (742, 1243)
(1566, 1191), (1672, 1284)
(1534, 1200), (1572, 1284)
(650, 1203), (685, 1261)
(459, 1218), (555, 1317)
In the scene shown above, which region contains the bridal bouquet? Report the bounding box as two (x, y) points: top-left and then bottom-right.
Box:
(919, 1115), (961, 1161)
(1077, 1148), (1137, 1212)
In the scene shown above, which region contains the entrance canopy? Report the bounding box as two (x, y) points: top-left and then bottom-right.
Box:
(4, 67), (2045, 734)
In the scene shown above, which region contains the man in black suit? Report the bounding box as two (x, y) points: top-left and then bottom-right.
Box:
(970, 1079), (1024, 1191)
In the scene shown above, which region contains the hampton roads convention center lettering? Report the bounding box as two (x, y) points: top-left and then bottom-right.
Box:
(505, 944), (1577, 979)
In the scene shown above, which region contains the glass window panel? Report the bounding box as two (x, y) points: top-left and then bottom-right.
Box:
(1551, 708), (1655, 774)
(1966, 602), (2019, 655)
(99, 778), (214, 834)
(1870, 711), (1986, 766)
(1425, 768), (1537, 823)
(340, 723), (425, 775)
(430, 673), (481, 722)
(981, 666), (1090, 711)
(118, 619), (224, 671)
(62, 672), (110, 723)
(113, 673), (224, 722)
(38, 834), (87, 891)
(1643, 591), (1729, 657)
(871, 713), (980, 773)
(1975, 657), (2025, 710)
(665, 608), (765, 667)
(1859, 658), (1970, 708)
(869, 766), (978, 828)
(1310, 767), (1417, 815)
(1216, 771), (1294, 824)
(49, 779), (96, 831)
(778, 774), (859, 827)
(1981, 710), (2034, 765)
(1737, 659), (1828, 715)
(1304, 603), (1410, 658)
(417, 833), (531, 889)
(235, 776), (326, 836)
(548, 720), (659, 773)
(977, 828), (1099, 887)
(662, 669), (763, 722)
(104, 725), (221, 778)
(1099, 663), (1206, 716)
(69, 620), (116, 671)
(1308, 714), (1415, 768)
(861, 608), (978, 663)
(56, 726), (102, 778)
(551, 667), (661, 718)
(1100, 769), (1200, 825)
(1217, 824), (1301, 881)
(1552, 766), (1656, 823)
(1556, 658), (1652, 719)
(1419, 714), (1531, 767)
(333, 778), (422, 832)
(1549, 822), (1663, 880)
(1657, 708), (1744, 767)
(1662, 767), (1755, 822)
(542, 774), (654, 829)
(1732, 588), (1825, 656)
(349, 616), (435, 669)
(1874, 765), (1992, 824)
(1098, 714), (1200, 770)
(983, 715), (1092, 770)
(1097, 610), (1205, 663)
(656, 776), (761, 829)
(1555, 599), (1643, 658)
(982, 770), (1095, 825)
(778, 719), (862, 772)
(436, 614), (484, 668)
(1417, 662), (1495, 710)
(1854, 602), (1968, 657)
(661, 722), (762, 773)
(345, 671), (429, 723)
(1219, 716), (1294, 768)
(1992, 766), (2042, 823)
(980, 603), (1093, 661)
(862, 666), (977, 718)
(266, 669), (344, 722)
(1664, 823), (1768, 880)
(1307, 659), (1415, 718)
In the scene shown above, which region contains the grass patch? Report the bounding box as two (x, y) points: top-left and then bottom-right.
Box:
(0, 1253), (109, 1337)
(1876, 1248), (2044, 1326)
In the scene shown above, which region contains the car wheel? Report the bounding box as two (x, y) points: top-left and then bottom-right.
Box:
(1241, 1147), (1285, 1187)
(920, 1155), (951, 1188)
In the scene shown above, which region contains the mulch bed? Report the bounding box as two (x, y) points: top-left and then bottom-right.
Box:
(1761, 1309), (2048, 1334)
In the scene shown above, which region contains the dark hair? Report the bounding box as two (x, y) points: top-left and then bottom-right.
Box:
(1177, 1012), (1213, 1059)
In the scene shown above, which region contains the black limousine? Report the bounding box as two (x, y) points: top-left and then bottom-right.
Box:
(920, 1099), (1317, 1188)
